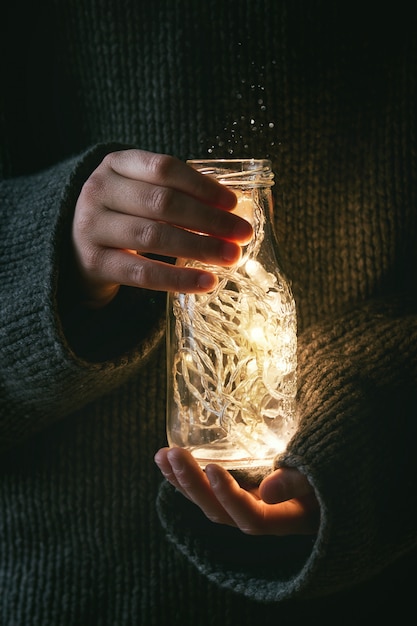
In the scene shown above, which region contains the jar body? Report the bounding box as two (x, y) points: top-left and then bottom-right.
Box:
(166, 159), (297, 469)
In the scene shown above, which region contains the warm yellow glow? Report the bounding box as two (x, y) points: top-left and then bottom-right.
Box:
(231, 191), (255, 224)
(248, 325), (266, 345)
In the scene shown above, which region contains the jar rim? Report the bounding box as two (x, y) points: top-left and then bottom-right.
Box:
(187, 158), (271, 165)
(187, 159), (274, 187)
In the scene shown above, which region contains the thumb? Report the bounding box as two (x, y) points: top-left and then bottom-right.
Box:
(259, 467), (314, 504)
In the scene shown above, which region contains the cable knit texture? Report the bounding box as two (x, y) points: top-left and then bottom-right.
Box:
(1, 1), (416, 624)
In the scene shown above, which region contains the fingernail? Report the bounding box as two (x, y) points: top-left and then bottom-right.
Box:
(198, 273), (217, 290)
(205, 464), (219, 487)
(222, 242), (240, 263)
(167, 449), (184, 472)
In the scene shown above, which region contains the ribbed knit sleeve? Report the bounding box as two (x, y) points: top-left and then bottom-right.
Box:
(0, 144), (165, 450)
(157, 291), (417, 601)
(1, 1), (416, 621)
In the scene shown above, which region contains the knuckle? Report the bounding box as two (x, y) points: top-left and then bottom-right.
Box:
(81, 244), (106, 275)
(73, 204), (96, 237)
(74, 207), (104, 248)
(136, 221), (163, 250)
(125, 258), (151, 288)
(101, 151), (116, 170)
(101, 149), (129, 171)
(149, 185), (174, 218)
(146, 152), (179, 181)
(80, 171), (107, 207)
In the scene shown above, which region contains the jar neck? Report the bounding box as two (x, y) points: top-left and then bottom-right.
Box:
(187, 158), (275, 188)
(236, 187), (270, 266)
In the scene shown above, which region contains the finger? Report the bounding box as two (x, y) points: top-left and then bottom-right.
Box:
(80, 246), (220, 293)
(80, 170), (251, 243)
(205, 465), (317, 536)
(259, 467), (314, 504)
(154, 447), (188, 496)
(104, 149), (237, 209)
(162, 448), (237, 526)
(205, 464), (274, 534)
(80, 212), (243, 268)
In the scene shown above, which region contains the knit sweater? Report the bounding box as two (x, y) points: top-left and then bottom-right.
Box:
(1, 1), (416, 625)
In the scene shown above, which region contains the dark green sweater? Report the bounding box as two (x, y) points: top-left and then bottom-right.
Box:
(1, 1), (417, 624)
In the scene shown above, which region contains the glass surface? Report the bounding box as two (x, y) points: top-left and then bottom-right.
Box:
(166, 159), (298, 469)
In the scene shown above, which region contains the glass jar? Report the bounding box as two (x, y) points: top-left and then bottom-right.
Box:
(166, 159), (298, 470)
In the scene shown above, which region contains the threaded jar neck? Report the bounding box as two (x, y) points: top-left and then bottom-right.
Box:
(187, 159), (274, 188)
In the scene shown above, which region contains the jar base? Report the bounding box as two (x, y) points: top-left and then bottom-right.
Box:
(187, 444), (284, 470)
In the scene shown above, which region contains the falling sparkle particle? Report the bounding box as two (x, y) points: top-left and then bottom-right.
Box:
(204, 64), (279, 158)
